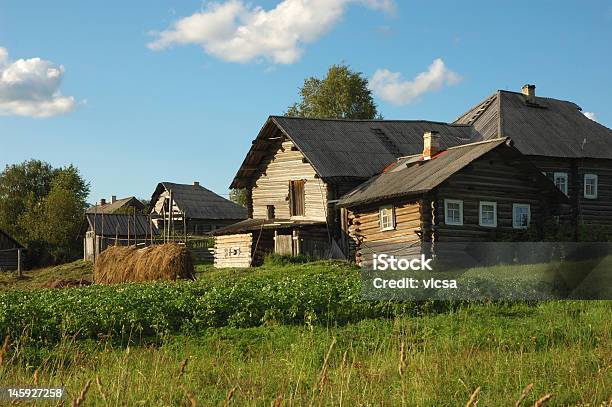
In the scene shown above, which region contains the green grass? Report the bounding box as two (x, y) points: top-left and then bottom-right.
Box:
(0, 258), (610, 405)
(0, 260), (93, 291)
(0, 301), (609, 406)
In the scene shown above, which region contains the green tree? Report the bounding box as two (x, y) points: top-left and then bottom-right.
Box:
(286, 63), (379, 119)
(0, 160), (55, 239)
(229, 188), (247, 207)
(0, 160), (90, 265)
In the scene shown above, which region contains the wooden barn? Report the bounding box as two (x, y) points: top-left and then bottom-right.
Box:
(83, 213), (158, 262)
(338, 136), (569, 266)
(0, 229), (24, 272)
(149, 182), (247, 237)
(86, 196), (145, 214)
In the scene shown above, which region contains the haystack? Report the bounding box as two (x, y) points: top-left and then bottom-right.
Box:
(94, 243), (194, 284)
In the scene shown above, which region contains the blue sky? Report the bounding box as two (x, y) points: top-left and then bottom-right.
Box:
(1, 0), (611, 203)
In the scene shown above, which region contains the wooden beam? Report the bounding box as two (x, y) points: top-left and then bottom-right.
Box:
(17, 248), (22, 278)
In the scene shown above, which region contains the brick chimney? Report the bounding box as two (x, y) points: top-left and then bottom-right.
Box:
(521, 84), (536, 103)
(111, 195), (117, 203)
(193, 181), (200, 187)
(423, 131), (440, 160)
(100, 198), (106, 206)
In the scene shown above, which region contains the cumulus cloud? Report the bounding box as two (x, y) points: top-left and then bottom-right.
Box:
(148, 0), (394, 64)
(369, 58), (462, 106)
(583, 111), (597, 122)
(0, 47), (75, 118)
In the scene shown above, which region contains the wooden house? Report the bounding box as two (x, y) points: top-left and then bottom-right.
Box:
(214, 84), (612, 267)
(149, 182), (247, 236)
(86, 196), (145, 214)
(338, 136), (569, 266)
(214, 116), (478, 267)
(454, 85), (612, 230)
(83, 213), (158, 262)
(0, 229), (24, 272)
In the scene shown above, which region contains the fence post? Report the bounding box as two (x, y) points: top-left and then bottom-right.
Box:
(17, 248), (22, 278)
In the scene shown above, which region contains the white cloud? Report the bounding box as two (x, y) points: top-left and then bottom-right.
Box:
(583, 111), (597, 122)
(148, 0), (394, 64)
(369, 58), (462, 106)
(0, 47), (76, 118)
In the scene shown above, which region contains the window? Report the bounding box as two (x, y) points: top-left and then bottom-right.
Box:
(266, 205), (275, 220)
(554, 172), (568, 196)
(584, 174), (598, 199)
(379, 206), (395, 231)
(479, 201), (497, 227)
(289, 180), (305, 216)
(513, 204), (531, 229)
(444, 199), (463, 226)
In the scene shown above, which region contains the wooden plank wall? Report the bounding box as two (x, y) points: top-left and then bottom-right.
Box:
(0, 250), (18, 271)
(435, 150), (549, 241)
(348, 201), (422, 266)
(251, 140), (327, 221)
(299, 227), (331, 259)
(529, 156), (612, 226)
(214, 233), (253, 268)
(576, 158), (612, 225)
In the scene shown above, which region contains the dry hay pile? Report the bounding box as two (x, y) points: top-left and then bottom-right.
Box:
(94, 243), (194, 284)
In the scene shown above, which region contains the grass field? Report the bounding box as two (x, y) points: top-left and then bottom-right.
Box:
(0, 260), (93, 291)
(0, 259), (610, 405)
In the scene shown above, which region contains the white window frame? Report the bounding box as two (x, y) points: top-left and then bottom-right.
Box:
(479, 201), (497, 227)
(379, 205), (395, 231)
(584, 174), (598, 199)
(553, 172), (568, 196)
(444, 199), (464, 226)
(512, 204), (531, 229)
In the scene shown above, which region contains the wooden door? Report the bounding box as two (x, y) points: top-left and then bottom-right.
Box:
(275, 234), (293, 255)
(289, 180), (305, 217)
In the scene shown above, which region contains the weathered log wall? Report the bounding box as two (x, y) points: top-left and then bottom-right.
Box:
(251, 140), (327, 221)
(214, 233), (253, 268)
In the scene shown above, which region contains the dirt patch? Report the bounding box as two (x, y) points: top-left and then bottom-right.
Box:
(42, 278), (93, 289)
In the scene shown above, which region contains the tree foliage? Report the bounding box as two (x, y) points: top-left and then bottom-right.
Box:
(286, 63), (379, 119)
(0, 160), (90, 266)
(229, 188), (247, 207)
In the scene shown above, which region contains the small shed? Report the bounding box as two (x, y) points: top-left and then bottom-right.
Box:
(0, 229), (24, 272)
(83, 213), (158, 262)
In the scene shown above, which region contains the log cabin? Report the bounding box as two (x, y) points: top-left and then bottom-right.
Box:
(0, 229), (24, 271)
(337, 135), (569, 266)
(149, 182), (247, 236)
(214, 84), (612, 267)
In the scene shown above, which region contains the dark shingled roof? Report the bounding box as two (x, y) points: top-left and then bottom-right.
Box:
(85, 214), (158, 237)
(151, 182), (247, 220)
(454, 90), (612, 159)
(338, 138), (568, 208)
(86, 196), (144, 214)
(0, 229), (24, 249)
(231, 116), (477, 188)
